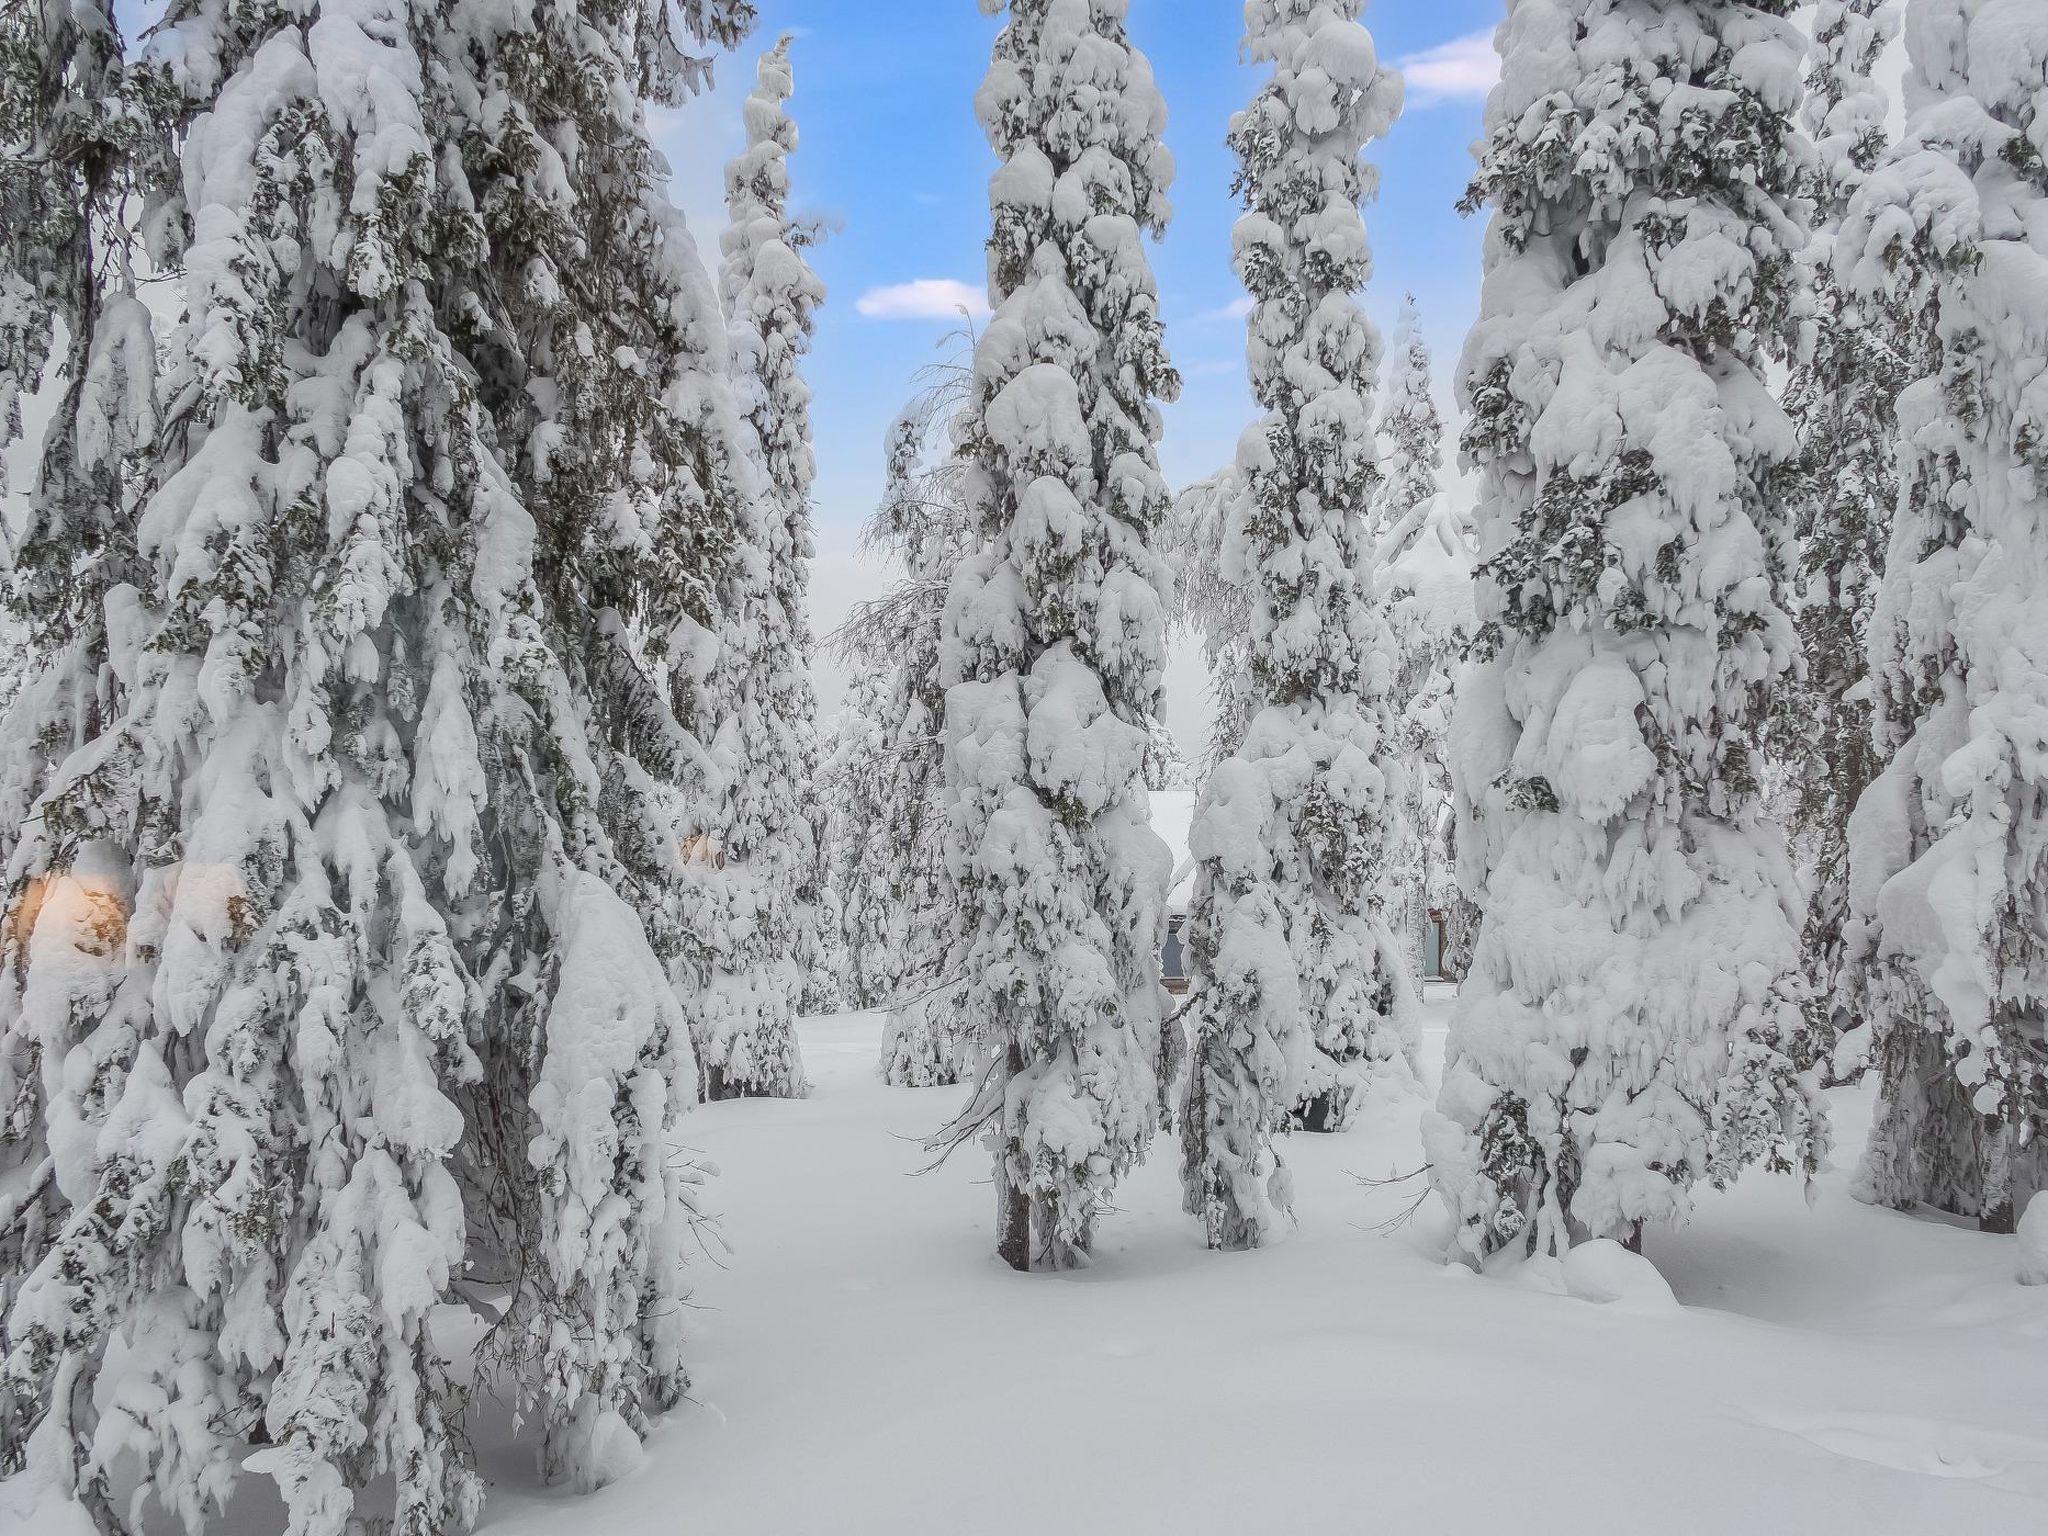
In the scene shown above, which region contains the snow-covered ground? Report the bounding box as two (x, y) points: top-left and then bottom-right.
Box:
(471, 985), (2048, 1535)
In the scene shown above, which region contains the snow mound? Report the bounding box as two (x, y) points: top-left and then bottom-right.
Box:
(2020, 1194), (2048, 1288)
(1561, 1239), (1681, 1314)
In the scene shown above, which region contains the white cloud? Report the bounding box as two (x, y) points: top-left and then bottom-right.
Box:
(854, 278), (990, 321)
(1396, 28), (1498, 107)
(1197, 295), (1255, 324)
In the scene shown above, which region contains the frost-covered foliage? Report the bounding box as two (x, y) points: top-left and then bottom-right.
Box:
(1425, 0), (1827, 1265)
(1373, 298), (1471, 976)
(1837, 0), (2048, 1233)
(0, 0), (758, 1524)
(938, 0), (1178, 1270)
(1373, 297), (1443, 544)
(1167, 467), (1255, 768)
(825, 344), (976, 1084)
(1178, 0), (1413, 1249)
(1143, 718), (1192, 790)
(700, 35), (825, 1097)
(1381, 494), (1476, 973)
(819, 670), (896, 1008)
(0, 0), (154, 1498)
(1776, 0), (1913, 1082)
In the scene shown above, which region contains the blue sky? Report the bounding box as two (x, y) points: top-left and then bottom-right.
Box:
(662, 1), (1501, 547)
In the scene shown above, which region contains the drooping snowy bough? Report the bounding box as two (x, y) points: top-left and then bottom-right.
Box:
(1425, 0), (1827, 1265)
(0, 0), (757, 1524)
(939, 0), (1178, 1271)
(1168, 466), (1256, 770)
(698, 35), (827, 1099)
(1177, 0), (1414, 1249)
(1837, 0), (2048, 1234)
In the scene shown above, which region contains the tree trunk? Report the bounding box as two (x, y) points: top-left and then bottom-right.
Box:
(995, 1044), (1030, 1271)
(1981, 1115), (2018, 1234)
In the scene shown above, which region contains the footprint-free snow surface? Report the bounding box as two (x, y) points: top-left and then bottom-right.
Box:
(471, 985), (2048, 1535)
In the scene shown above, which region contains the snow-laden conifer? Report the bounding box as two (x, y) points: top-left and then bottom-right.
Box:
(832, 351), (977, 1086)
(0, 0), (757, 1522)
(1168, 467), (1255, 768)
(819, 668), (897, 1010)
(938, 0), (1178, 1270)
(698, 35), (827, 1099)
(1837, 0), (2048, 1233)
(1776, 0), (1912, 1081)
(1374, 297), (1442, 544)
(1178, 0), (1412, 1247)
(0, 0), (155, 1498)
(1424, 0), (1826, 1264)
(1373, 297), (1469, 975)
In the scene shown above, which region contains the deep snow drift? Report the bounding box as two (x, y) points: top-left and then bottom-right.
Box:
(12, 989), (2038, 1534)
(474, 986), (2045, 1535)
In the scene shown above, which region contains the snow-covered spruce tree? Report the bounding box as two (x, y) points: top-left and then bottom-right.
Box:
(1373, 296), (1442, 544)
(841, 353), (977, 1086)
(1177, 0), (1411, 1248)
(1836, 0), (2048, 1234)
(1423, 0), (1827, 1265)
(0, 0), (757, 1524)
(1373, 295), (1464, 975)
(819, 667), (898, 1008)
(1168, 466), (1255, 768)
(937, 0), (1178, 1270)
(1381, 495), (1476, 979)
(699, 34), (825, 1097)
(1774, 0), (1912, 1082)
(0, 0), (156, 1495)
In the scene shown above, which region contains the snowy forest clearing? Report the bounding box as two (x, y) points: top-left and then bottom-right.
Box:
(478, 992), (2047, 1536)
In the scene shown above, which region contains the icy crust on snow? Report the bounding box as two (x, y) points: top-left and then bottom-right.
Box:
(1176, 0), (1417, 1253)
(1835, 0), (2048, 1224)
(941, 0), (1178, 1264)
(1427, 0), (1826, 1266)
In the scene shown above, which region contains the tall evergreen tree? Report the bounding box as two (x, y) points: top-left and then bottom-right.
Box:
(1838, 0), (2048, 1234)
(1374, 296), (1442, 545)
(1178, 0), (1411, 1249)
(1776, 0), (1912, 1082)
(1424, 0), (1826, 1265)
(698, 34), (825, 1098)
(0, 0), (758, 1525)
(937, 0), (1178, 1271)
(1373, 296), (1467, 977)
(832, 349), (976, 1086)
(819, 666), (897, 1009)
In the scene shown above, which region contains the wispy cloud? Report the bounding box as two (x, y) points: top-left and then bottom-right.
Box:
(1396, 27), (1498, 108)
(1196, 295), (1254, 324)
(854, 278), (990, 321)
